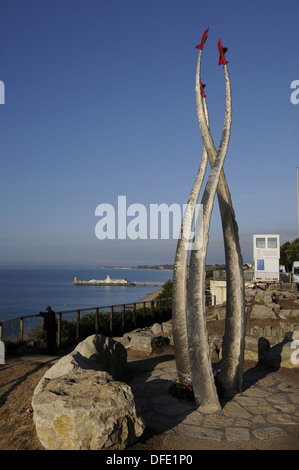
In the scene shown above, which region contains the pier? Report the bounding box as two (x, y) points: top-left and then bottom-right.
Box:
(133, 282), (164, 286)
(73, 275), (164, 287)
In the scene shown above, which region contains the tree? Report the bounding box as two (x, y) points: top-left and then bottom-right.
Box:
(156, 280), (173, 299)
(287, 238), (299, 266)
(280, 241), (291, 271)
(280, 239), (299, 271)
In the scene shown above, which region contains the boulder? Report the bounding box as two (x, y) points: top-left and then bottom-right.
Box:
(278, 292), (298, 300)
(34, 350), (100, 395)
(254, 289), (266, 303)
(279, 310), (299, 320)
(265, 301), (281, 315)
(244, 335), (270, 362)
(34, 334), (127, 395)
(263, 341), (299, 369)
(32, 370), (145, 450)
(245, 289), (256, 300)
(251, 304), (277, 320)
(162, 320), (172, 333)
(215, 306), (226, 320)
(151, 323), (162, 334)
(128, 332), (170, 353)
(209, 335), (223, 360)
(112, 336), (131, 349)
(75, 334), (127, 380)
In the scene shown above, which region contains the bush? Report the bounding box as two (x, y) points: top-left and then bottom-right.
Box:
(156, 279), (172, 299)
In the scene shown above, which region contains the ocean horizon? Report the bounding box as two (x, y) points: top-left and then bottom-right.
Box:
(0, 266), (173, 323)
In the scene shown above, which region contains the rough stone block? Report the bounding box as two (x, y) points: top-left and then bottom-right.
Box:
(244, 335), (270, 362)
(128, 332), (170, 353)
(32, 370), (145, 450)
(151, 323), (162, 334)
(251, 304), (277, 320)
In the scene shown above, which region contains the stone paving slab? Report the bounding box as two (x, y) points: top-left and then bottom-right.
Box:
(128, 362), (299, 442)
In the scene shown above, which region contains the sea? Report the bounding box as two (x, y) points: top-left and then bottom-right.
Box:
(0, 266), (173, 323)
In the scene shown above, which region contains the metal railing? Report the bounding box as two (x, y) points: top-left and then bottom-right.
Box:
(0, 297), (172, 351)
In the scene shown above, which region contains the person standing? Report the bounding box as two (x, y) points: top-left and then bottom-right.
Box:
(39, 306), (56, 354)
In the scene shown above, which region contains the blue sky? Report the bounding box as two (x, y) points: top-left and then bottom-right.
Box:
(0, 0), (298, 267)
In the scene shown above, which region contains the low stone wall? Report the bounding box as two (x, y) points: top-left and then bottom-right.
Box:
(248, 322), (299, 344)
(113, 320), (173, 354)
(113, 287), (299, 369)
(208, 288), (299, 368)
(208, 287), (299, 323)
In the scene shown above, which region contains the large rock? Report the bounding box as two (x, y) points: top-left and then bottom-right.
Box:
(75, 334), (127, 380)
(244, 335), (270, 362)
(151, 323), (162, 334)
(209, 335), (223, 360)
(251, 304), (277, 320)
(279, 310), (299, 320)
(263, 341), (299, 369)
(32, 370), (145, 450)
(34, 350), (100, 394)
(34, 334), (127, 395)
(162, 320), (172, 332)
(254, 289), (267, 303)
(127, 332), (170, 353)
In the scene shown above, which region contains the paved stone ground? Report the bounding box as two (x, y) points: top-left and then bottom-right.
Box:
(11, 351), (298, 449)
(128, 358), (299, 444)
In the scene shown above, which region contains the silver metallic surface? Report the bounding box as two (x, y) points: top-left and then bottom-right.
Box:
(172, 101), (209, 378)
(194, 50), (246, 395)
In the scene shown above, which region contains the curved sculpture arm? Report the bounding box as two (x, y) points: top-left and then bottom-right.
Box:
(195, 40), (246, 395)
(195, 49), (231, 165)
(172, 100), (209, 378)
(186, 50), (232, 410)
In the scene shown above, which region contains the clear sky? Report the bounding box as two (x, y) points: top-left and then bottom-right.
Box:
(0, 0), (298, 267)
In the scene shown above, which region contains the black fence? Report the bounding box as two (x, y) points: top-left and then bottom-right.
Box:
(0, 298), (172, 353)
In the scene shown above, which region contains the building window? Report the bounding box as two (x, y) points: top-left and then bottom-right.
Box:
(267, 237), (277, 249)
(256, 238), (265, 248)
(257, 259), (264, 270)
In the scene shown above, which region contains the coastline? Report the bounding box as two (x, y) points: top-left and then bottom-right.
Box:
(97, 266), (173, 272)
(138, 288), (163, 303)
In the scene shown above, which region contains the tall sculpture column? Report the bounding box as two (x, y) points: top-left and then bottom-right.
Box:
(194, 35), (246, 395)
(172, 29), (246, 408)
(172, 96), (209, 379)
(186, 39), (232, 410)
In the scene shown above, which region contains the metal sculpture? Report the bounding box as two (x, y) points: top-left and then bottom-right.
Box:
(172, 28), (246, 410)
(172, 93), (209, 380)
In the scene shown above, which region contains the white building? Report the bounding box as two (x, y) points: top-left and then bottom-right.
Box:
(253, 234), (280, 283)
(104, 275), (128, 284)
